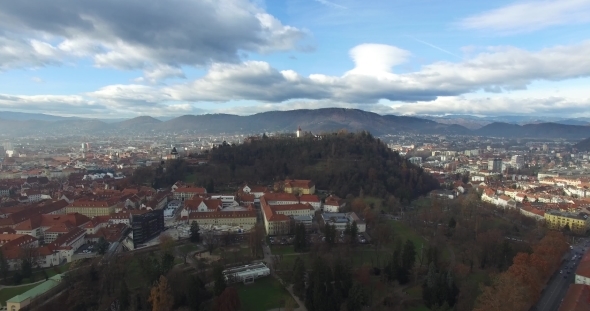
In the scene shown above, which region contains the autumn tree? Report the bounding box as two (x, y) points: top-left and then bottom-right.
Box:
(474, 273), (529, 311)
(148, 275), (175, 311)
(214, 287), (241, 311)
(159, 233), (175, 255)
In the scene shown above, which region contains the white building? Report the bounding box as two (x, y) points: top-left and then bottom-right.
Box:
(223, 262), (270, 283)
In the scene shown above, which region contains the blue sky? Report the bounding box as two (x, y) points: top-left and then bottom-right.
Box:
(0, 0), (589, 118)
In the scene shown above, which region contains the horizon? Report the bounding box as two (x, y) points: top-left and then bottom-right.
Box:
(1, 0), (589, 118)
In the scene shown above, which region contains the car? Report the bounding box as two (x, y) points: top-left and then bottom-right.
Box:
(560, 270), (563, 274)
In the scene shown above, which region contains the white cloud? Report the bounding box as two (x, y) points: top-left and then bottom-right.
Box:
(345, 44), (411, 76)
(166, 41), (590, 104)
(0, 0), (307, 74)
(388, 95), (590, 117)
(457, 0), (590, 33)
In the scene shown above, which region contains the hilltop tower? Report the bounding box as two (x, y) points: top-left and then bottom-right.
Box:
(297, 126), (302, 138)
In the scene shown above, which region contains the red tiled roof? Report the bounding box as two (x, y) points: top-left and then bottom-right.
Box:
(299, 194), (320, 203)
(284, 179), (314, 189)
(185, 198), (222, 212)
(576, 252), (590, 279)
(175, 187), (207, 194)
(262, 193), (299, 203)
(558, 284), (590, 311)
(188, 210), (256, 220)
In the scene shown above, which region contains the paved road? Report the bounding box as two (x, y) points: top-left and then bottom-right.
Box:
(532, 238), (589, 311)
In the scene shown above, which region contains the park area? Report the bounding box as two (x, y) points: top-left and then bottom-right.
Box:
(236, 277), (298, 311)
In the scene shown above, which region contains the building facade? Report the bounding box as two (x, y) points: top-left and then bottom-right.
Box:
(131, 209), (164, 247)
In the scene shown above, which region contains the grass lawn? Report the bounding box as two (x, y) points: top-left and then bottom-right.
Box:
(184, 173), (199, 184)
(408, 305), (430, 311)
(0, 283), (39, 306)
(270, 245), (297, 256)
(21, 262), (71, 284)
(411, 197), (432, 210)
(363, 196), (384, 211)
(406, 285), (423, 299)
(236, 277), (298, 311)
(390, 221), (427, 249)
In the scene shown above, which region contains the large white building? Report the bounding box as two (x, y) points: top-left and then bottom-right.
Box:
(223, 262), (270, 283)
(261, 195), (314, 235)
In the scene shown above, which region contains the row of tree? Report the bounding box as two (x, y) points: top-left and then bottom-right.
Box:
(475, 231), (569, 311)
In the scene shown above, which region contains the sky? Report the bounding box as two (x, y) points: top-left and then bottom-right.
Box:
(1, 0), (590, 119)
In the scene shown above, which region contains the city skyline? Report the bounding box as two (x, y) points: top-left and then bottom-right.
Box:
(1, 0), (590, 118)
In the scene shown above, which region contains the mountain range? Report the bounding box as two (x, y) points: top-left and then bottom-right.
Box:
(1, 109), (589, 139)
(419, 114), (590, 129)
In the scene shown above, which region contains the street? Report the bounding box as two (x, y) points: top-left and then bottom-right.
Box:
(532, 238), (589, 311)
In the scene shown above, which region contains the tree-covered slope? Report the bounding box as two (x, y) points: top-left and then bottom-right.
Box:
(194, 132), (439, 202)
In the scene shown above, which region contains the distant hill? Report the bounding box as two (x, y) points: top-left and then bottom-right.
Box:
(475, 122), (590, 139)
(0, 111), (81, 122)
(115, 116), (162, 130)
(0, 109), (589, 138)
(574, 137), (590, 151)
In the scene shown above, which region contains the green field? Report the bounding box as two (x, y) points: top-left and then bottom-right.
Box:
(270, 245), (297, 256)
(184, 173), (199, 184)
(0, 283), (39, 306)
(390, 220), (427, 249)
(21, 262), (71, 285)
(236, 277), (298, 311)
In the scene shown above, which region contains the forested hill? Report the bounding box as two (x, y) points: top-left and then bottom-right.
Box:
(196, 132), (439, 202)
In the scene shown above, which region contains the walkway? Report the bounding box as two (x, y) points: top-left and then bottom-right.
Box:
(263, 244), (307, 311)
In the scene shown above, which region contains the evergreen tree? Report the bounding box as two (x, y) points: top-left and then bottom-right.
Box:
(333, 258), (352, 299)
(294, 223), (308, 252)
(213, 265), (227, 296)
(350, 221), (359, 244)
(347, 282), (368, 311)
(96, 236), (109, 255)
(190, 221), (201, 243)
(0, 248), (8, 281)
(292, 257), (306, 299)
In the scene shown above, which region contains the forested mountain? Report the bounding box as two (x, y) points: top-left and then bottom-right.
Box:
(474, 122), (590, 139)
(2, 108), (589, 138)
(574, 137), (590, 151)
(192, 132), (439, 202)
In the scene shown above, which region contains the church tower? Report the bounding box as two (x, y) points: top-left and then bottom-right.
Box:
(296, 126), (302, 138)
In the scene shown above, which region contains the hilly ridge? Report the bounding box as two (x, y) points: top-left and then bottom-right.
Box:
(0, 108), (589, 138)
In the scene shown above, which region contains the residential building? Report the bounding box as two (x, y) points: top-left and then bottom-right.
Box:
(261, 195), (314, 236)
(488, 158), (502, 173)
(324, 195), (345, 212)
(544, 211), (590, 234)
(66, 199), (121, 217)
(283, 180), (315, 195)
(299, 194), (321, 210)
(172, 187), (207, 201)
(519, 206), (545, 221)
(6, 274), (63, 311)
(321, 212), (366, 232)
(186, 209), (257, 227)
(131, 209), (164, 247)
(575, 252), (590, 285)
